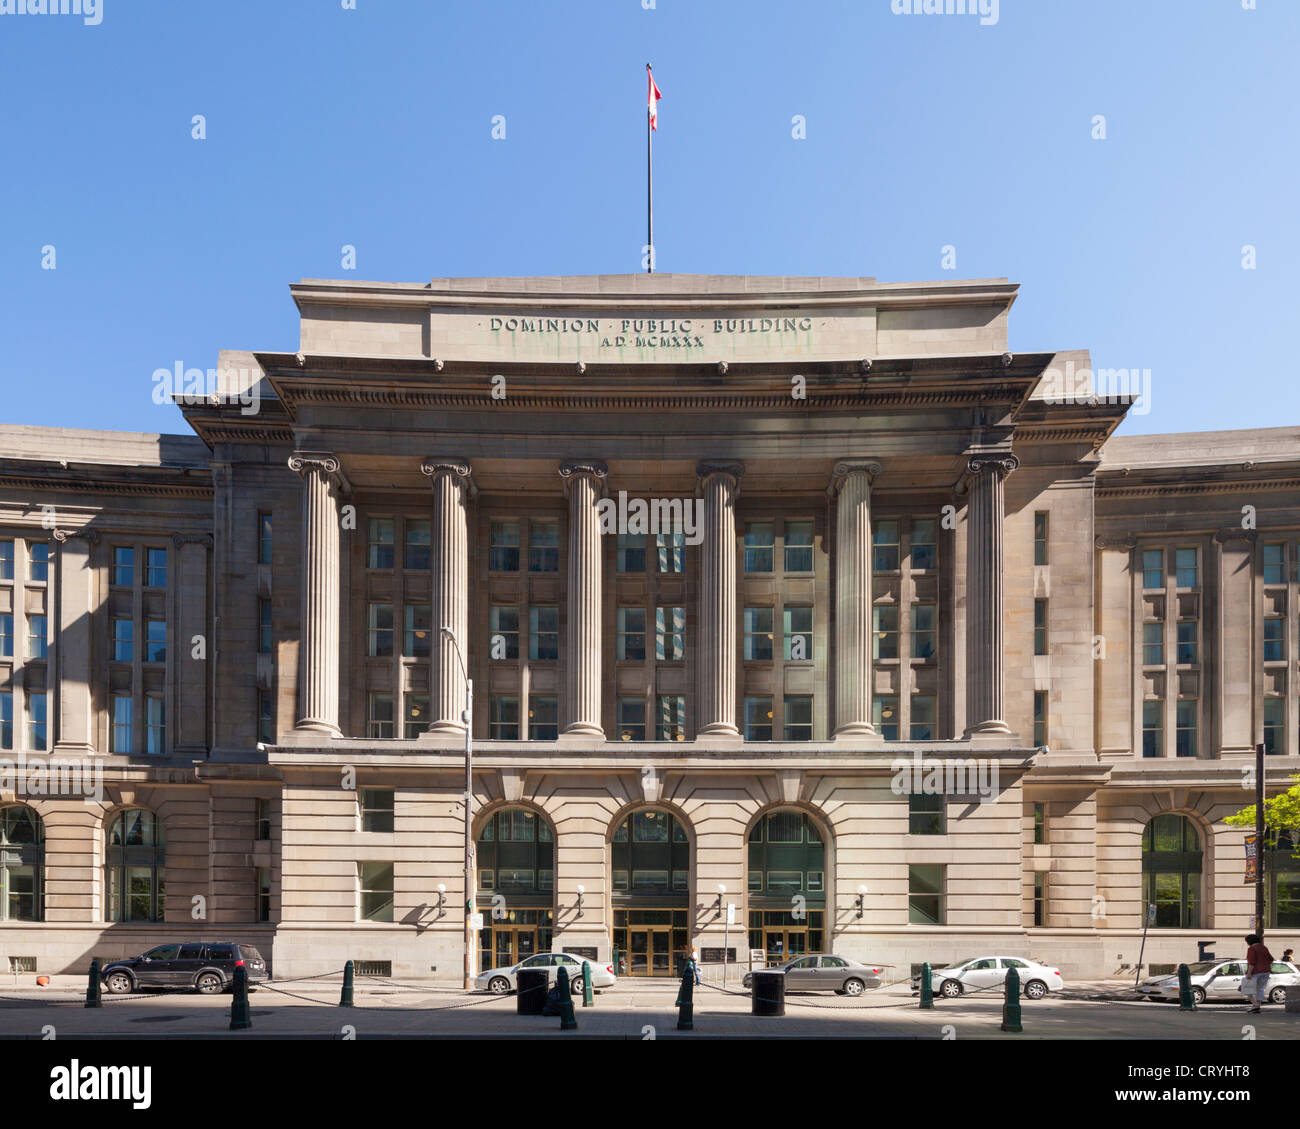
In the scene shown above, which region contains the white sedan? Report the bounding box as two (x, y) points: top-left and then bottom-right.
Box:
(1138, 959), (1299, 1005)
(475, 952), (616, 995)
(912, 956), (1064, 1000)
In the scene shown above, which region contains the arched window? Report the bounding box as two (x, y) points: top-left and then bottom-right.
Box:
(476, 808), (554, 897)
(0, 805), (44, 922)
(106, 809), (165, 923)
(611, 810), (689, 896)
(1142, 814), (1201, 928)
(748, 809), (825, 899)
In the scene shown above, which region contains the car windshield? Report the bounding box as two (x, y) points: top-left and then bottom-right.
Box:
(946, 958), (978, 969)
(1182, 961), (1221, 975)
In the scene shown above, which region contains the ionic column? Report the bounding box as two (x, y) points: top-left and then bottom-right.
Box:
(697, 461), (744, 737)
(422, 459), (475, 734)
(288, 452), (346, 736)
(559, 460), (607, 737)
(829, 460), (883, 739)
(964, 452), (1019, 736)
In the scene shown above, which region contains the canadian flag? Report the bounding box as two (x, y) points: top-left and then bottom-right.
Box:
(647, 65), (662, 131)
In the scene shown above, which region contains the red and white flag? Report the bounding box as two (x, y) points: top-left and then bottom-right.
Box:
(647, 65), (662, 131)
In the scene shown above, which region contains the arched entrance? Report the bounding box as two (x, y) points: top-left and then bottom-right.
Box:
(747, 808), (827, 965)
(610, 808), (691, 977)
(475, 807), (555, 970)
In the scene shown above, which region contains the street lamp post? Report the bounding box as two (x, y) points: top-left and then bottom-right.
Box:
(442, 627), (473, 990)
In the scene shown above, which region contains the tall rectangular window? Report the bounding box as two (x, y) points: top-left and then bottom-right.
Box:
(743, 696), (772, 741)
(489, 606), (519, 660)
(911, 695), (936, 741)
(27, 693), (46, 751)
(528, 520), (559, 572)
(616, 607), (646, 661)
(617, 698), (646, 741)
(743, 607), (774, 661)
(404, 604), (432, 657)
(359, 862), (394, 922)
(0, 692), (11, 750)
(367, 519), (395, 569)
(656, 530), (685, 574)
(910, 518), (936, 571)
(490, 520), (520, 571)
(367, 603), (393, 657)
(1175, 700), (1197, 758)
(873, 520), (900, 572)
(146, 695), (165, 755)
(908, 865), (944, 925)
(113, 546), (135, 586)
(360, 789), (395, 833)
(145, 619), (167, 663)
(1263, 616), (1285, 662)
(1142, 622), (1163, 666)
(489, 696), (519, 740)
(28, 542), (49, 583)
(111, 695), (133, 754)
(616, 533), (645, 573)
(1033, 691), (1047, 747)
(1033, 803), (1047, 844)
(257, 511), (273, 565)
(911, 604), (936, 660)
(404, 518), (431, 570)
(257, 689), (274, 743)
(784, 521), (813, 573)
(656, 695), (686, 741)
(1033, 511), (1049, 566)
(872, 605), (898, 660)
(1176, 620), (1199, 664)
(783, 696), (812, 741)
(1263, 698), (1284, 755)
(256, 798), (272, 841)
(783, 606), (813, 661)
(1141, 549), (1164, 590)
(257, 869), (272, 923)
(909, 793), (944, 835)
(529, 607), (558, 660)
(1034, 599), (1047, 655)
(655, 606), (685, 661)
(873, 696), (898, 741)
(1175, 547), (1198, 589)
(0, 540), (12, 580)
(403, 694), (428, 739)
(145, 547), (167, 588)
(744, 522), (773, 573)
(1033, 872), (1046, 927)
(0, 613), (10, 659)
(528, 696), (558, 741)
(26, 614), (46, 660)
(367, 693), (394, 739)
(1142, 700), (1163, 758)
(257, 598), (272, 654)
(1262, 542), (1285, 584)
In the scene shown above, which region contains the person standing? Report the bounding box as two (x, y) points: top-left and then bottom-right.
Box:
(1282, 948), (1294, 966)
(1244, 933), (1274, 1014)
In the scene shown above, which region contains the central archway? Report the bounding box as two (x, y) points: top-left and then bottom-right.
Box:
(475, 806), (555, 970)
(609, 808), (692, 977)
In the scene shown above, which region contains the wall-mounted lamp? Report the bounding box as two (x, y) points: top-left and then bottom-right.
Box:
(856, 884), (869, 919)
(715, 883), (727, 914)
(435, 883), (447, 918)
(576, 884), (585, 918)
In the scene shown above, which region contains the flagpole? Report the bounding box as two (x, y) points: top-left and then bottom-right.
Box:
(646, 62), (654, 274)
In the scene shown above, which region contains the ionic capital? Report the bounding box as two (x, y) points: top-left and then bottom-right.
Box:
(289, 451), (350, 495)
(558, 459), (608, 498)
(1214, 527), (1258, 545)
(1094, 534), (1136, 550)
(421, 457), (477, 498)
(965, 452), (1021, 478)
(827, 459), (884, 497)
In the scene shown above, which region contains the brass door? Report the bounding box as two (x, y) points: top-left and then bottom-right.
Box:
(627, 926), (674, 976)
(495, 926), (538, 967)
(763, 928), (809, 966)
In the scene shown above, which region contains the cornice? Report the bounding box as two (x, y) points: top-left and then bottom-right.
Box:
(0, 473), (212, 500)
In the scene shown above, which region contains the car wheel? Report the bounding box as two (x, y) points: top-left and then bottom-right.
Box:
(1191, 986), (1206, 1004)
(105, 971), (133, 995)
(939, 979), (963, 998)
(842, 978), (865, 997)
(488, 976), (511, 995)
(1023, 979), (1048, 1000)
(1269, 986), (1287, 1005)
(195, 972), (224, 994)
(570, 976), (584, 995)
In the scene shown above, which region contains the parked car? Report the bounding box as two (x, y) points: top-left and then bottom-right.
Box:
(911, 956), (1063, 1000)
(1137, 959), (1299, 1004)
(475, 952), (616, 995)
(101, 942), (268, 994)
(742, 954), (884, 996)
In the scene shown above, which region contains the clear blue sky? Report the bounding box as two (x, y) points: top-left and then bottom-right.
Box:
(1, 0), (1295, 438)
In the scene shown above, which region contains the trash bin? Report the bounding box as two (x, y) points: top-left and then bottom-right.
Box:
(751, 970), (786, 1017)
(517, 969), (548, 1015)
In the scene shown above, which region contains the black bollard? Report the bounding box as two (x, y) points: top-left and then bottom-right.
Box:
(340, 960), (354, 1007)
(1177, 963), (1196, 1011)
(919, 961), (933, 1010)
(675, 965), (694, 1030)
(1001, 966), (1023, 1032)
(85, 958), (103, 1008)
(556, 966), (578, 1030)
(229, 964), (252, 1030)
(582, 961), (594, 1008)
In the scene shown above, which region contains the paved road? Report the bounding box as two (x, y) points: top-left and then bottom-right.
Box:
(0, 978), (1295, 1039)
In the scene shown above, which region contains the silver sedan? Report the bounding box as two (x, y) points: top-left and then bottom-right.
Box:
(475, 952), (616, 995)
(742, 954), (884, 996)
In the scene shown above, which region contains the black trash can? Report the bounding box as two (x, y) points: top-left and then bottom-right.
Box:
(751, 970), (786, 1017)
(517, 969), (548, 1015)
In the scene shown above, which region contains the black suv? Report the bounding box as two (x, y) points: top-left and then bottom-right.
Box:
(101, 942), (268, 994)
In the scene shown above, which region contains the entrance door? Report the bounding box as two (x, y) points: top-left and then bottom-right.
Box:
(764, 929), (808, 967)
(627, 927), (673, 976)
(495, 927), (538, 968)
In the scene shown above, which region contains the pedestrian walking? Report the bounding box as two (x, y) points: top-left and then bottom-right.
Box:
(1243, 933), (1274, 1014)
(1282, 947), (1294, 966)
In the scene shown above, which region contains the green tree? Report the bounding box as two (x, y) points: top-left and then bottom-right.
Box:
(1225, 773), (1300, 850)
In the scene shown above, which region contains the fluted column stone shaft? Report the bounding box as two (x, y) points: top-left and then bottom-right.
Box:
(289, 452), (344, 735)
(697, 461), (744, 737)
(560, 460), (607, 737)
(831, 460), (883, 738)
(964, 453), (1019, 736)
(423, 459), (474, 734)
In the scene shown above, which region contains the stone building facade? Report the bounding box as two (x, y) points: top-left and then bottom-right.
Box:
(0, 273), (1296, 982)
